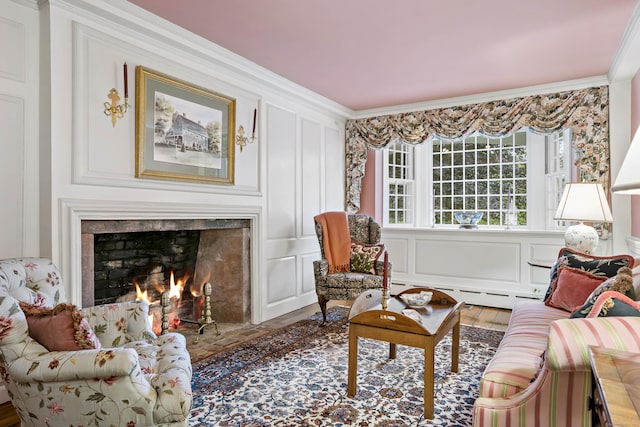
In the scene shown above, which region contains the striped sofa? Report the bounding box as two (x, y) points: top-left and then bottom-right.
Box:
(473, 298), (640, 426)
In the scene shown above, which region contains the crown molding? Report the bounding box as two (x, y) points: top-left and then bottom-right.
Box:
(608, 1), (640, 83)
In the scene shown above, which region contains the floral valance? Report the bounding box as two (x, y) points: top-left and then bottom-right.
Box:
(345, 86), (609, 213)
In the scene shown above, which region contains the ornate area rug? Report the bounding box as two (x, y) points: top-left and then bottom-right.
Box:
(190, 306), (504, 426)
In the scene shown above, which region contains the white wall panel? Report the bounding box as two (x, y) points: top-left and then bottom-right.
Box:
(383, 237), (409, 274)
(529, 243), (560, 286)
(301, 119), (321, 236)
(384, 228), (565, 308)
(266, 104), (297, 240)
(73, 24), (262, 194)
(415, 239), (520, 283)
(324, 127), (344, 210)
(266, 257), (297, 303)
(0, 15), (25, 81)
(0, 1), (39, 260)
(0, 95), (24, 258)
(301, 253), (317, 294)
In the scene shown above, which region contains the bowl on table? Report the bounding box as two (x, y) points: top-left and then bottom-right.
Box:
(399, 291), (433, 308)
(454, 211), (483, 229)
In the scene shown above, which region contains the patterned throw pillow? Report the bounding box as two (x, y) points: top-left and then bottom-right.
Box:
(350, 242), (384, 274)
(545, 267), (607, 312)
(571, 267), (636, 318)
(545, 248), (635, 301)
(20, 302), (101, 351)
(583, 291), (640, 318)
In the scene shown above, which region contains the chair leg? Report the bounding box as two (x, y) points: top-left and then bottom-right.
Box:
(318, 295), (329, 324)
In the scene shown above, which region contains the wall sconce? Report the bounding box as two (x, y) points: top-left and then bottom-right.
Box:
(236, 108), (257, 152)
(104, 62), (129, 127)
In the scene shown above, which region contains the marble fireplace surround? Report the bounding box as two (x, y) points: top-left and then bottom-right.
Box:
(59, 199), (262, 324)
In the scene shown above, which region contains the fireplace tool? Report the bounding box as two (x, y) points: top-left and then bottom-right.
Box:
(160, 282), (220, 338)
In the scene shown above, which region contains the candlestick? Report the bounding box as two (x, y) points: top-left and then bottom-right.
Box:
(252, 108), (257, 136)
(235, 108), (258, 152)
(123, 62), (128, 99)
(383, 251), (389, 291)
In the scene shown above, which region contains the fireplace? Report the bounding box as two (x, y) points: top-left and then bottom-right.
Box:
(81, 218), (251, 330)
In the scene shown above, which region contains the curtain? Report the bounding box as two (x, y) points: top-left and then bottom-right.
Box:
(344, 86), (609, 213)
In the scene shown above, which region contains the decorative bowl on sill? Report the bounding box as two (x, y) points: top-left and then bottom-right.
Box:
(454, 211), (483, 229)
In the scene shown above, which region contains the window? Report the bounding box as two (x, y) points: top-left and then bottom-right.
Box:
(383, 129), (569, 229)
(385, 141), (414, 225)
(433, 133), (527, 226)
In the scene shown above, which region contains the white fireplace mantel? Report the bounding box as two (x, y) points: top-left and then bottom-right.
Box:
(59, 198), (263, 323)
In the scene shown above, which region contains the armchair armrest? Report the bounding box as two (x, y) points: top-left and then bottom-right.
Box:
(6, 347), (139, 383)
(82, 300), (156, 343)
(313, 259), (329, 276)
(546, 317), (640, 372)
(373, 260), (392, 277)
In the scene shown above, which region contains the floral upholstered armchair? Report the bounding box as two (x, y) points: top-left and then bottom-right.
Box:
(0, 258), (192, 427)
(313, 213), (390, 323)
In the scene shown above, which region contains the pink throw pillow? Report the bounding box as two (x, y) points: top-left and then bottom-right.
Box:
(545, 267), (607, 312)
(20, 302), (101, 351)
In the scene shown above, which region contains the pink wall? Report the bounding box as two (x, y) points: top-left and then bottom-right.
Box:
(358, 149), (380, 221)
(631, 71), (640, 236)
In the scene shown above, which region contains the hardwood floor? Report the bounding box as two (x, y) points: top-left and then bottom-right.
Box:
(0, 302), (511, 425)
(181, 300), (511, 362)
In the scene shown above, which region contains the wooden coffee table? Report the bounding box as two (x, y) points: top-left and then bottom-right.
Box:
(347, 288), (464, 419)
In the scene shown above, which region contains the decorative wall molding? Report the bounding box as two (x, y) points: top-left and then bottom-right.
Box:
(625, 235), (640, 257)
(383, 227), (566, 309)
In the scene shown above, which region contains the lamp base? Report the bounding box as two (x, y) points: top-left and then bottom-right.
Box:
(564, 222), (599, 254)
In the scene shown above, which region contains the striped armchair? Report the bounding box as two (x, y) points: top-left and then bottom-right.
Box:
(473, 299), (640, 426)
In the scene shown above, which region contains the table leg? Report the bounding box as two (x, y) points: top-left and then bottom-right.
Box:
(424, 343), (435, 419)
(347, 326), (358, 397)
(389, 342), (396, 359)
(451, 319), (460, 373)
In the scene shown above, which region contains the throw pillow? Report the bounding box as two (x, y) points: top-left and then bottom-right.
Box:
(584, 291), (640, 318)
(571, 267), (636, 318)
(350, 242), (384, 274)
(545, 267), (607, 312)
(20, 302), (101, 351)
(545, 248), (635, 301)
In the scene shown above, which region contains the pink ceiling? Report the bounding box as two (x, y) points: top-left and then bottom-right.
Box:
(127, 0), (636, 111)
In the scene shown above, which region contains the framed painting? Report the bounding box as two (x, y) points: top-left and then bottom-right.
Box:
(135, 66), (235, 184)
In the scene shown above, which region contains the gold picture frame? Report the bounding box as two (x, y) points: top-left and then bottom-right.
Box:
(135, 66), (235, 184)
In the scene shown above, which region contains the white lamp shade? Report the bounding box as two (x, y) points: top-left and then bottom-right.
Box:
(612, 125), (640, 194)
(554, 182), (613, 223)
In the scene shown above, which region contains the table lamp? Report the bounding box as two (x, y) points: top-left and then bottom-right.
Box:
(554, 182), (613, 254)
